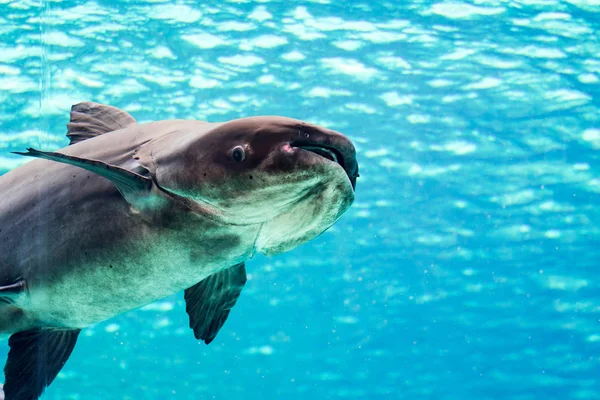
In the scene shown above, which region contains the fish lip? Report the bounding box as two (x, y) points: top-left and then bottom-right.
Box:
(293, 144), (341, 164)
(291, 140), (358, 190)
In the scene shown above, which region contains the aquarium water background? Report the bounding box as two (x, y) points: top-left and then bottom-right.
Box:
(1, 0), (600, 399)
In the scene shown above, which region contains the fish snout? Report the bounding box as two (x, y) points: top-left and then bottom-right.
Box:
(290, 125), (359, 190)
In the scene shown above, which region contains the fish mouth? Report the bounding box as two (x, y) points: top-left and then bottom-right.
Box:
(295, 145), (341, 164)
(291, 141), (358, 189)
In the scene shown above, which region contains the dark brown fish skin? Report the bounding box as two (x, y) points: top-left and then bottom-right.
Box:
(135, 116), (357, 202)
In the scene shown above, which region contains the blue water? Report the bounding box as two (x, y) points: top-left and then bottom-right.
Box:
(1, 0), (600, 399)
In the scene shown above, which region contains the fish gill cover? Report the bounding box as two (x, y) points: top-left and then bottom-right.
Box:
(0, 0), (599, 399)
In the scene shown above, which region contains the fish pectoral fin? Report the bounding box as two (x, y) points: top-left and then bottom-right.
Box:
(0, 279), (26, 294)
(13, 148), (160, 209)
(67, 101), (136, 145)
(4, 328), (81, 400)
(184, 262), (247, 345)
(0, 279), (27, 304)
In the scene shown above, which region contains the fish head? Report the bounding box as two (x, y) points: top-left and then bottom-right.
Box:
(140, 116), (358, 255)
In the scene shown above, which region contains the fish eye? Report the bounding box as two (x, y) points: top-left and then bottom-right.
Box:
(232, 146), (246, 162)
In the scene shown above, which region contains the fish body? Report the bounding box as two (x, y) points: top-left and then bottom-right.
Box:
(0, 103), (358, 399)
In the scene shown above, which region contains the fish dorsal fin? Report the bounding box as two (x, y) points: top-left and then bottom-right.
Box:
(67, 101), (137, 145)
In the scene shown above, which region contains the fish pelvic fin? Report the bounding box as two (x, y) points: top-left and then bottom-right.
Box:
(185, 263), (247, 345)
(4, 328), (81, 400)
